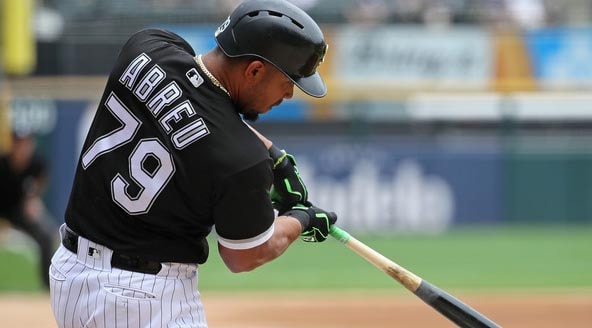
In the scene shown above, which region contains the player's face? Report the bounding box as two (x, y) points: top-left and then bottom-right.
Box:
(258, 65), (295, 113)
(240, 63), (294, 120)
(10, 134), (36, 170)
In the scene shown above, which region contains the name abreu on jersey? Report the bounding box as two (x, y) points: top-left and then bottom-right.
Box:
(117, 52), (210, 150)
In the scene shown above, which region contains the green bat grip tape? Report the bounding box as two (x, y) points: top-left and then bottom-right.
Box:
(329, 226), (351, 244)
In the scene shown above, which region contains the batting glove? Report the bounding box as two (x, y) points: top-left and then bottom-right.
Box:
(269, 145), (308, 213)
(282, 203), (338, 242)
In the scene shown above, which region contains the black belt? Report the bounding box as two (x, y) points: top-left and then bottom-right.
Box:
(62, 228), (162, 275)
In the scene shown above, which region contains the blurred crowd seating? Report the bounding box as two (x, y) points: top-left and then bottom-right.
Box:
(45, 0), (589, 26)
(25, 0), (590, 76)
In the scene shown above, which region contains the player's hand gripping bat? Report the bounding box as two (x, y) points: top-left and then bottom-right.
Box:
(330, 226), (501, 328)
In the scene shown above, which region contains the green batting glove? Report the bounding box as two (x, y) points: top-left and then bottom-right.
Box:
(269, 145), (308, 213)
(282, 203), (338, 242)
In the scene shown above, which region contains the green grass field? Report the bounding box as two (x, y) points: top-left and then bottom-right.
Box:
(1, 225), (591, 293)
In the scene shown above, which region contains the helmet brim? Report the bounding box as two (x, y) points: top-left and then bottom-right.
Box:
(293, 71), (327, 98)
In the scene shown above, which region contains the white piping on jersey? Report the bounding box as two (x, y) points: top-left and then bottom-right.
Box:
(217, 223), (275, 250)
(195, 55), (231, 97)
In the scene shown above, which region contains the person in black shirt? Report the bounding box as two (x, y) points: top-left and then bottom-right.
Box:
(49, 1), (337, 327)
(0, 132), (57, 289)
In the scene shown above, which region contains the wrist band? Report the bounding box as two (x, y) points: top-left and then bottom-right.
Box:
(269, 145), (287, 169)
(282, 209), (309, 232)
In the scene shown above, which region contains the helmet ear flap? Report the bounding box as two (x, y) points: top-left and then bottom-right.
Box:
(215, 0), (327, 98)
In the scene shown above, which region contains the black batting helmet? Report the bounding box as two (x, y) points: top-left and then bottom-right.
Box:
(215, 0), (328, 98)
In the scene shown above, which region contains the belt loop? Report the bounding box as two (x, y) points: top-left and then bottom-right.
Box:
(59, 223), (67, 243)
(76, 234), (114, 271)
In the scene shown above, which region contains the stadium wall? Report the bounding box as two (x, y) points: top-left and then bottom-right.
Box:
(7, 25), (592, 232)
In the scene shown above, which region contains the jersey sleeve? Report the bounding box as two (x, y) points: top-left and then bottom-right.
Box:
(213, 159), (275, 250)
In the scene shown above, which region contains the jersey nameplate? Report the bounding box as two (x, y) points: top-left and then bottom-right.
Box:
(118, 52), (210, 150)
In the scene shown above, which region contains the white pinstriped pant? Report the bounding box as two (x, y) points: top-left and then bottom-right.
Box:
(50, 224), (207, 328)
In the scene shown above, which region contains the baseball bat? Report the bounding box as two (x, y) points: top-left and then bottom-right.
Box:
(330, 226), (501, 328)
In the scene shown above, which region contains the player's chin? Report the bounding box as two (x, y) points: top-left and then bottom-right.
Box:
(242, 104), (275, 121)
(242, 112), (260, 122)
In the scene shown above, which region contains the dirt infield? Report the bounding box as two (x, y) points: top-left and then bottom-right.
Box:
(2, 291), (591, 327)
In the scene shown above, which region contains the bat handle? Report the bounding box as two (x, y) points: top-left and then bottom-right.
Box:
(329, 225), (351, 244)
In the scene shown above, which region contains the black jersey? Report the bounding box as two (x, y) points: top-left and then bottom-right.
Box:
(65, 29), (275, 264)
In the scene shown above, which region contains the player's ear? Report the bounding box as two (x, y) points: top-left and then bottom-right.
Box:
(244, 60), (266, 83)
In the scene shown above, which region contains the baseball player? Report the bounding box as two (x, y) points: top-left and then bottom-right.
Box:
(49, 0), (336, 327)
(0, 131), (56, 289)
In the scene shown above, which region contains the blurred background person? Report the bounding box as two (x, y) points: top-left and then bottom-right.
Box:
(0, 131), (57, 289)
